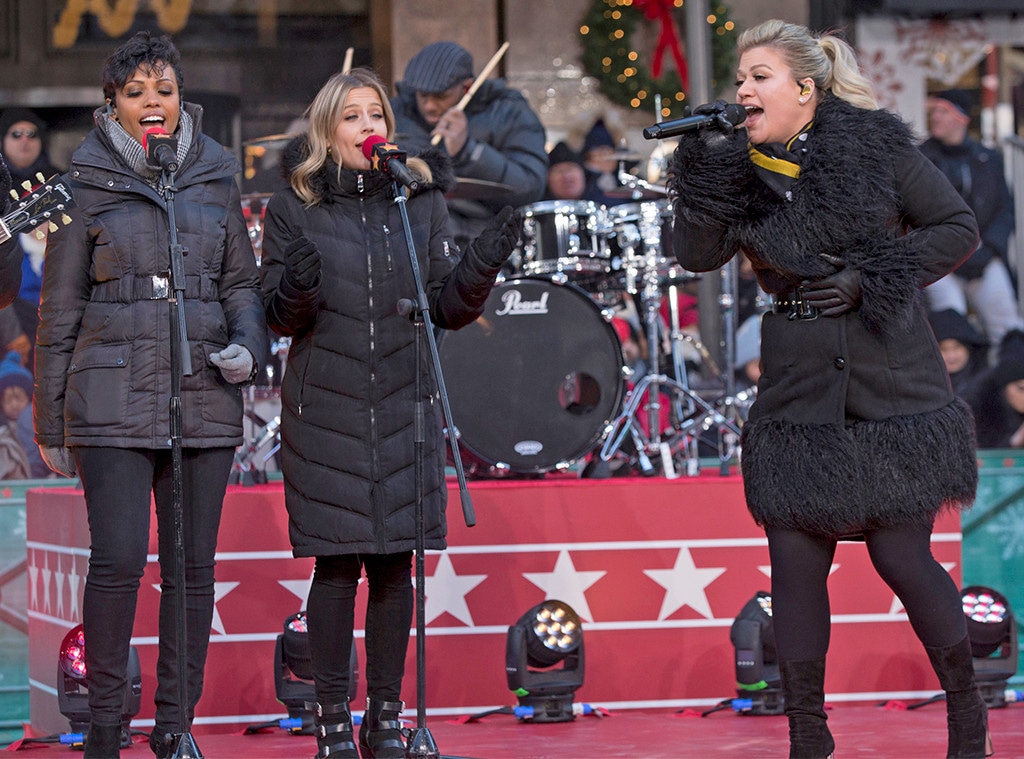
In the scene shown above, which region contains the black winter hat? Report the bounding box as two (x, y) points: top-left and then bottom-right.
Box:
(928, 309), (987, 348)
(0, 107), (48, 145)
(548, 141), (583, 168)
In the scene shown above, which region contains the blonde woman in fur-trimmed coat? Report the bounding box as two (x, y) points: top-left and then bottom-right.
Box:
(669, 20), (988, 759)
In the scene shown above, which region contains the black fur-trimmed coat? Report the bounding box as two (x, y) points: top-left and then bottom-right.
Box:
(669, 95), (980, 535)
(261, 141), (503, 557)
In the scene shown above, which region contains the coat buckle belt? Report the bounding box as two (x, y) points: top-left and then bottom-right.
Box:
(771, 287), (819, 321)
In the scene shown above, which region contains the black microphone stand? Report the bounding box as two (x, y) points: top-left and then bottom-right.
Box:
(156, 165), (203, 759)
(389, 179), (476, 759)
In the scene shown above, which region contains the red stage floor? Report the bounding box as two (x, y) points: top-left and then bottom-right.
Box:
(9, 702), (1024, 757)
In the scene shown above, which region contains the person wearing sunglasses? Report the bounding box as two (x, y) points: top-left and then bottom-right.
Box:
(0, 107), (61, 189)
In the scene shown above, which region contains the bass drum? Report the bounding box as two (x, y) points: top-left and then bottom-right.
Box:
(439, 278), (625, 475)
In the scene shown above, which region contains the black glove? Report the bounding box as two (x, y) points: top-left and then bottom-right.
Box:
(801, 266), (862, 317)
(692, 99), (740, 134)
(283, 235), (321, 290)
(471, 206), (521, 269)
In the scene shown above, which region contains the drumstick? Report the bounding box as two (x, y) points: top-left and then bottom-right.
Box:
(430, 41), (510, 146)
(341, 47), (354, 75)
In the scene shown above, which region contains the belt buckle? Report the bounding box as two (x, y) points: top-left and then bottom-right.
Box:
(151, 274), (169, 299)
(789, 287), (818, 321)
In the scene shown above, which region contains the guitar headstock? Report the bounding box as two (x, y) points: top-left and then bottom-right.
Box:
(1, 172), (76, 244)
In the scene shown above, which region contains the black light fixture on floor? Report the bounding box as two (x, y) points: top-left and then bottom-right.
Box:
(505, 600), (585, 723)
(961, 586), (1018, 708)
(273, 611), (358, 733)
(729, 591), (784, 715)
(58, 624), (141, 735)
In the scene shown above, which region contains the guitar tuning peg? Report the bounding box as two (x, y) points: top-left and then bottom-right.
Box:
(62, 214), (72, 225)
(34, 228), (46, 241)
(21, 180), (32, 192)
(48, 221), (59, 232)
(35, 172), (45, 184)
(7, 190), (15, 201)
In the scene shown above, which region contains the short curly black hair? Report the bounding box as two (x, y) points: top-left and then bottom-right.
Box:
(101, 31), (184, 105)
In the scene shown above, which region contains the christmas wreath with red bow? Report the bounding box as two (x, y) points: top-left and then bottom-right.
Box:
(579, 0), (736, 117)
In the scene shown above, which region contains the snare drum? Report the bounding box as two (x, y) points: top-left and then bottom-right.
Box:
(514, 200), (612, 279)
(439, 277), (625, 474)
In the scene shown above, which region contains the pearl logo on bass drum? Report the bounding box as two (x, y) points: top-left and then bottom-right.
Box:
(494, 288), (549, 316)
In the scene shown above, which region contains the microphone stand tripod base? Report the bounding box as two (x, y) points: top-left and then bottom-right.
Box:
(169, 731), (203, 758)
(405, 726), (440, 758)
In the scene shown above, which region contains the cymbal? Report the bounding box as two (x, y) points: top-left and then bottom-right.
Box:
(608, 149), (645, 162)
(445, 177), (514, 200)
(604, 184), (668, 200)
(243, 132), (302, 149)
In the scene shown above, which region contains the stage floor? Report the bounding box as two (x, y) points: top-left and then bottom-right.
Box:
(11, 703), (1024, 758)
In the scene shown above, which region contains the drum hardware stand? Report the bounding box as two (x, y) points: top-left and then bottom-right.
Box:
(390, 180), (477, 759)
(598, 204), (741, 477)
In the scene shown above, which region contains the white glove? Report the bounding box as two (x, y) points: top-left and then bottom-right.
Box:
(209, 343), (255, 384)
(40, 445), (77, 478)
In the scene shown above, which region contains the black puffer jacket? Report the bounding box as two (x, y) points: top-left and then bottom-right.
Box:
(670, 95), (980, 536)
(261, 142), (504, 557)
(34, 103), (267, 450)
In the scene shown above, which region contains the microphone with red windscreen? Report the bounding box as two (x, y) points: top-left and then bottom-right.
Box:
(143, 127), (179, 173)
(361, 135), (420, 191)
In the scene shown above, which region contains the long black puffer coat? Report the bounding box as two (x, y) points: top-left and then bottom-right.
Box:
(34, 103), (267, 450)
(670, 95), (980, 536)
(261, 142), (504, 557)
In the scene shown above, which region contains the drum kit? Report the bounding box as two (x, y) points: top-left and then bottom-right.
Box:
(440, 167), (747, 479)
(230, 153), (750, 483)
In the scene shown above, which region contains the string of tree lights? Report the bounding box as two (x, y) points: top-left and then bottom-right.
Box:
(578, 0), (737, 117)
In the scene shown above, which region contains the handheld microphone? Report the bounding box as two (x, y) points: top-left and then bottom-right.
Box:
(642, 103), (747, 140)
(143, 127), (179, 172)
(361, 135), (421, 192)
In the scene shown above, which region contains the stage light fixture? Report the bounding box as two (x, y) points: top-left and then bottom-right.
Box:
(961, 586), (1018, 708)
(505, 599), (585, 723)
(275, 611), (358, 733)
(729, 591), (784, 715)
(58, 624), (142, 738)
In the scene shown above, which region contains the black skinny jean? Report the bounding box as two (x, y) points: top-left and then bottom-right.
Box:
(766, 522), (968, 661)
(307, 552), (414, 706)
(75, 446), (234, 729)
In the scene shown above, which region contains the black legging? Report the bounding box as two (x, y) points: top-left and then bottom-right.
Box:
(766, 523), (967, 661)
(307, 551), (414, 705)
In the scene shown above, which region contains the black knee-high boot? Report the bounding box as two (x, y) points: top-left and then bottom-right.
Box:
(780, 659), (835, 759)
(925, 636), (993, 759)
(307, 701), (358, 758)
(358, 698), (405, 758)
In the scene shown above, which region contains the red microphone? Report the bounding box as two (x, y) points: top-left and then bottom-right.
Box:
(361, 135), (420, 191)
(143, 126), (179, 172)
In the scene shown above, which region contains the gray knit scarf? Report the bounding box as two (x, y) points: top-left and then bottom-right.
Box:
(97, 104), (194, 185)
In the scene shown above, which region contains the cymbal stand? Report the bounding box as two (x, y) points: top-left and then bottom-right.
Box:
(599, 203), (740, 476)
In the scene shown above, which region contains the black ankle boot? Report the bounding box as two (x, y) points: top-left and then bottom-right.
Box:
(780, 659), (835, 759)
(358, 698), (405, 759)
(83, 722), (122, 759)
(149, 727), (172, 758)
(925, 636), (994, 759)
(307, 701), (358, 758)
